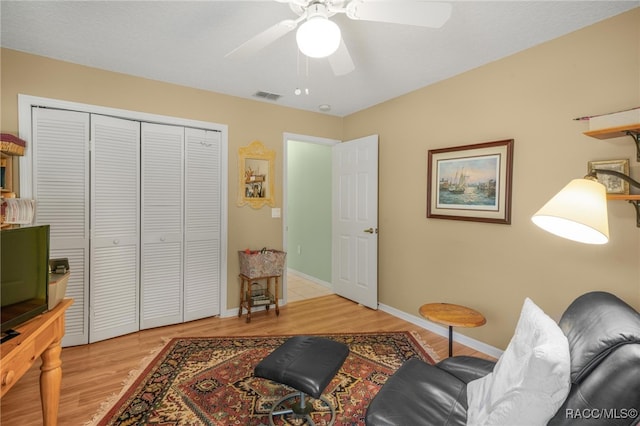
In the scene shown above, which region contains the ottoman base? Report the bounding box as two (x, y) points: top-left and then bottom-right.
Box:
(269, 391), (335, 426)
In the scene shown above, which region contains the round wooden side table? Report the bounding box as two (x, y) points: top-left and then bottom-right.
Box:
(419, 302), (486, 357)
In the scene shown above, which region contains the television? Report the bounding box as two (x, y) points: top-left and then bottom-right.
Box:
(1, 224), (50, 334)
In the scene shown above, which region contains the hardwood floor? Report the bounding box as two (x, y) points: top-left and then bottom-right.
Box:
(1, 294), (494, 425)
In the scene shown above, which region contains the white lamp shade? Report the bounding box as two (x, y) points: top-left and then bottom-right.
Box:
(531, 178), (609, 244)
(296, 16), (341, 58)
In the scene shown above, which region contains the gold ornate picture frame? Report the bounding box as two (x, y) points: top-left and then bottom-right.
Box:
(238, 140), (276, 209)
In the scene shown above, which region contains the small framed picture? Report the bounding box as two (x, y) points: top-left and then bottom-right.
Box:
(587, 159), (630, 194)
(427, 139), (514, 224)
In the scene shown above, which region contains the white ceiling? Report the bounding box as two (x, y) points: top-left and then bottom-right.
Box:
(2, 1), (638, 117)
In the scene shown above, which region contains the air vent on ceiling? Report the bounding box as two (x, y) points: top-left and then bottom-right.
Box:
(253, 90), (282, 101)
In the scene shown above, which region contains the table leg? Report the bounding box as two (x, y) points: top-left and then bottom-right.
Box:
(275, 276), (280, 316)
(448, 326), (453, 357)
(40, 340), (62, 426)
(246, 289), (252, 323)
(238, 277), (244, 318)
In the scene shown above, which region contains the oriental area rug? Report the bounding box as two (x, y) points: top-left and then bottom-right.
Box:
(88, 331), (439, 426)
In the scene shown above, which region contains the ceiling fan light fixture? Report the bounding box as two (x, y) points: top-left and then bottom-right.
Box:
(296, 4), (341, 58)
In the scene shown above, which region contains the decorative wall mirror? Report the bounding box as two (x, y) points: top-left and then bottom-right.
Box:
(238, 140), (276, 209)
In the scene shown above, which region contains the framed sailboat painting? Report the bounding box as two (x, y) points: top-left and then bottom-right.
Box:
(427, 139), (514, 224)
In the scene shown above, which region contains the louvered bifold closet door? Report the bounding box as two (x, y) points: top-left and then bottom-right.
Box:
(90, 115), (141, 343)
(140, 123), (184, 329)
(184, 128), (221, 321)
(32, 108), (90, 346)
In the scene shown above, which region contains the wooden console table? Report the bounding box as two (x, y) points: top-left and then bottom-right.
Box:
(1, 298), (73, 425)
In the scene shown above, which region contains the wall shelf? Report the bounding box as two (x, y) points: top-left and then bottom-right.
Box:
(584, 124), (640, 161)
(583, 123), (640, 139)
(607, 194), (640, 201)
(580, 112), (640, 226)
(1, 151), (19, 229)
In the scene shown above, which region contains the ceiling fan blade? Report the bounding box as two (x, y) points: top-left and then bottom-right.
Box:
(225, 19), (298, 60)
(328, 38), (355, 76)
(346, 1), (452, 28)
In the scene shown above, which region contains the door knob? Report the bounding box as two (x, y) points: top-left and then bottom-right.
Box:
(363, 228), (377, 234)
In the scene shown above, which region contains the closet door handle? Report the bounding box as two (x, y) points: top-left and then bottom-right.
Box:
(113, 239), (119, 245)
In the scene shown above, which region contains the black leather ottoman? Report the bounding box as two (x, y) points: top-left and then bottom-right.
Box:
(254, 335), (350, 426)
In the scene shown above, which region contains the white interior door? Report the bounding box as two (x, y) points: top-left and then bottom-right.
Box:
(140, 122), (184, 329)
(90, 114), (140, 343)
(332, 135), (379, 309)
(184, 128), (222, 320)
(31, 108), (90, 346)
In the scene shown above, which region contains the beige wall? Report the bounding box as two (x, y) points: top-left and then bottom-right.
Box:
(0, 47), (343, 311)
(2, 9), (639, 349)
(343, 8), (640, 348)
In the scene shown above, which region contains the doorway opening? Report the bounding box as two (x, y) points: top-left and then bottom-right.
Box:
(283, 133), (339, 303)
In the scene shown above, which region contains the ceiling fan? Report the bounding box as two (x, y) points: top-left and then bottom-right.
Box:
(225, 0), (452, 76)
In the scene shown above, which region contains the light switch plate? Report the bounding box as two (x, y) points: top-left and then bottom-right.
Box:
(271, 208), (281, 218)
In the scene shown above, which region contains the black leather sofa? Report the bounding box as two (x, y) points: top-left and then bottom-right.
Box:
(365, 291), (640, 425)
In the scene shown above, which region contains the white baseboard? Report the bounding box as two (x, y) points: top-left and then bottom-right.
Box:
(379, 302), (504, 359)
(221, 299), (286, 319)
(221, 309), (236, 318)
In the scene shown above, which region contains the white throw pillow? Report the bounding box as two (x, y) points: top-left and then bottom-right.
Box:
(466, 298), (571, 426)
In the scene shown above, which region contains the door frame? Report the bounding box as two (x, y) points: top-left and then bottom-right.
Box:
(18, 94), (229, 317)
(282, 132), (340, 303)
